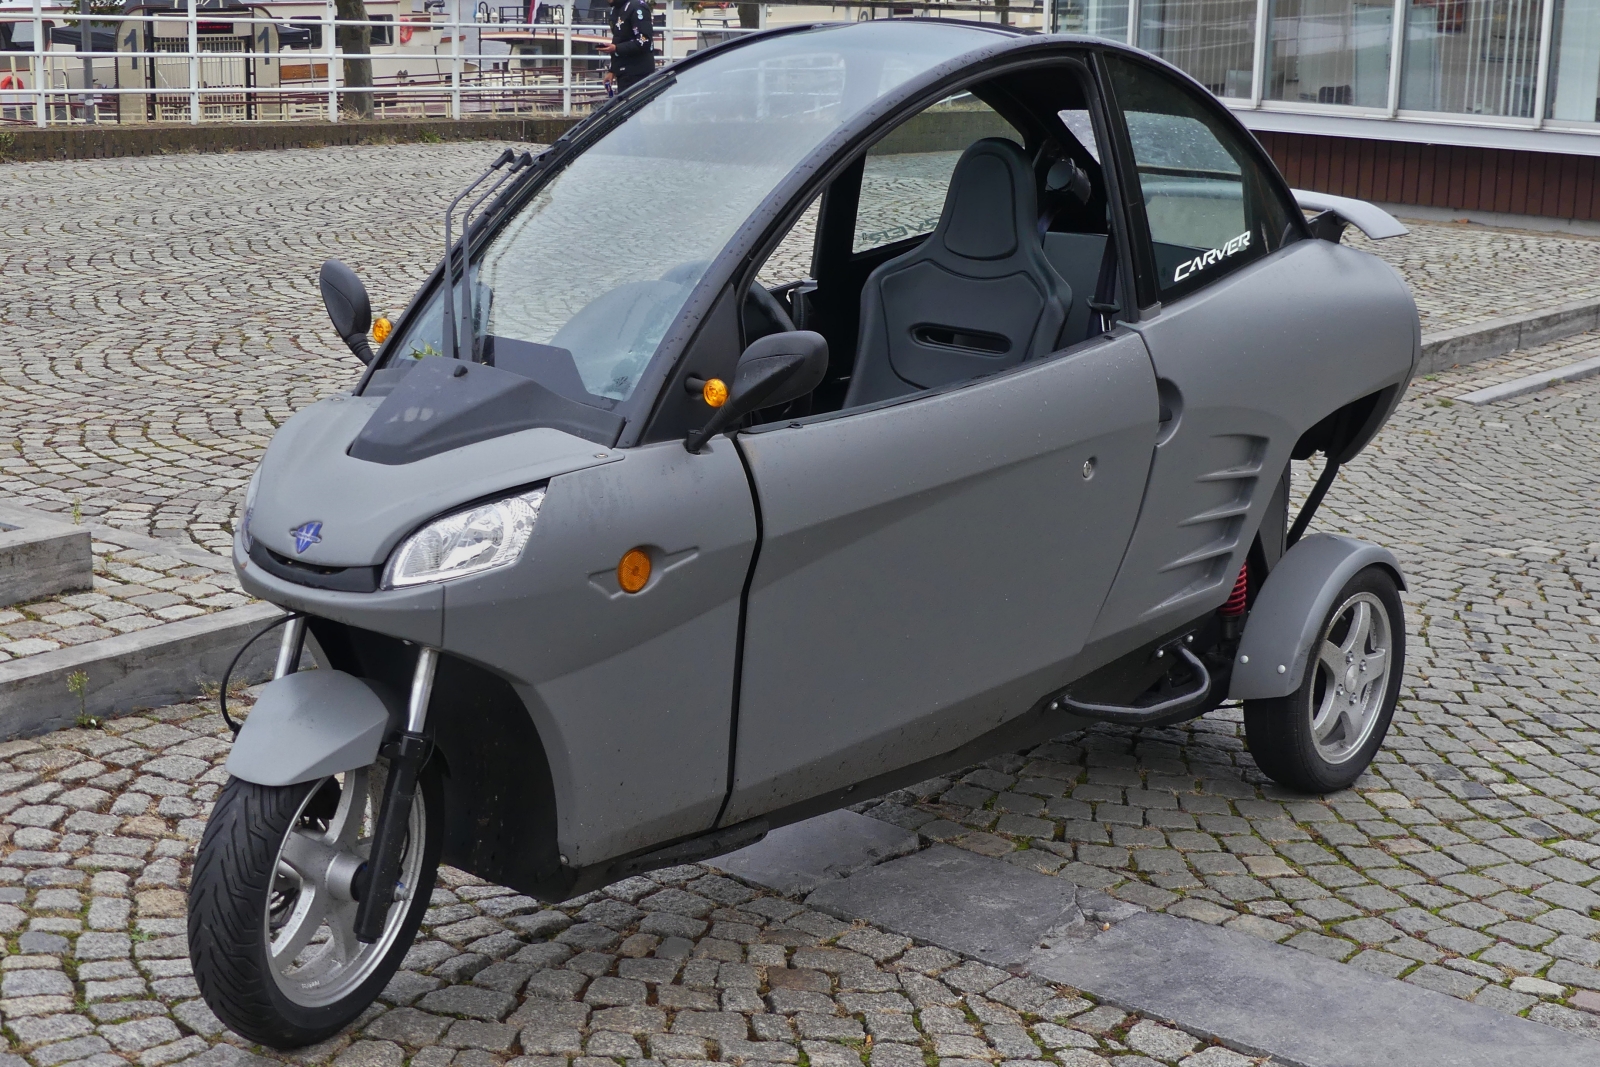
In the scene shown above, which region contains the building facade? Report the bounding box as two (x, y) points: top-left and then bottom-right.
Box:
(1050, 0), (1600, 221)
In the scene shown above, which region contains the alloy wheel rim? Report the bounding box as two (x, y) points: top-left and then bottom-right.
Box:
(1309, 591), (1392, 765)
(262, 766), (425, 1007)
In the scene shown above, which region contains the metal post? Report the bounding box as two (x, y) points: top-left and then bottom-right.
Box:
(1385, 0), (1405, 117)
(1532, 0), (1555, 127)
(1125, 0), (1138, 48)
(406, 647), (439, 733)
(32, 0), (45, 127)
(451, 0), (462, 119)
(274, 617), (308, 679)
(187, 0), (198, 124)
(561, 0), (571, 117)
(1249, 0), (1268, 106)
(325, 0), (338, 121)
(79, 0), (93, 123)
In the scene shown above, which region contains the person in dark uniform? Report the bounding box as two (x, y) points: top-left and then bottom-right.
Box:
(599, 0), (654, 93)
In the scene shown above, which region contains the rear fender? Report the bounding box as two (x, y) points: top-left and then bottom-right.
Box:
(225, 670), (396, 787)
(1229, 533), (1405, 701)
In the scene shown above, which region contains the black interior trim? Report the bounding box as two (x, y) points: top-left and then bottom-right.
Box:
(249, 541), (382, 593)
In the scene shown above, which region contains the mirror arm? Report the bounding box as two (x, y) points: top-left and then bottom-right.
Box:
(346, 335), (376, 365)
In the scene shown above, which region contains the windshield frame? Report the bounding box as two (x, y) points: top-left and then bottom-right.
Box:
(359, 20), (1035, 435)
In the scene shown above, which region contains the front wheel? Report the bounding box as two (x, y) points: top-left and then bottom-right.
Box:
(188, 762), (442, 1048)
(1244, 564), (1405, 793)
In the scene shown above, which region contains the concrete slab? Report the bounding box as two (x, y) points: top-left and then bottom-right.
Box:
(709, 810), (919, 897)
(0, 601), (282, 738)
(804, 844), (1087, 968)
(0, 503), (92, 608)
(1027, 911), (1600, 1067)
(1457, 352), (1600, 404)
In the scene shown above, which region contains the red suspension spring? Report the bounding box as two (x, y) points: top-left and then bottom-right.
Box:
(1220, 562), (1249, 616)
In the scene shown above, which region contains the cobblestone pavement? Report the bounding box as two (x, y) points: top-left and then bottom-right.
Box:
(5, 145), (1600, 551)
(0, 699), (1267, 1067)
(0, 540), (248, 663)
(857, 349), (1600, 1037)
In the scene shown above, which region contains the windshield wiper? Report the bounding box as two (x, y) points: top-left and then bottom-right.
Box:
(441, 148), (530, 361)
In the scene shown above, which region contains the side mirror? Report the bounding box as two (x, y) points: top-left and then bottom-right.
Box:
(319, 259), (376, 364)
(685, 331), (828, 454)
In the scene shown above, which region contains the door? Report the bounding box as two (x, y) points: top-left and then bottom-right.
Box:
(722, 334), (1157, 823)
(1085, 53), (1416, 651)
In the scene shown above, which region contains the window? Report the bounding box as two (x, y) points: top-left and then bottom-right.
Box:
(1137, 0), (1259, 98)
(1107, 56), (1294, 301)
(1054, 0), (1132, 43)
(371, 15), (395, 46)
(1400, 0), (1540, 117)
(1266, 0), (1395, 108)
(852, 94), (1023, 254)
(1547, 0), (1600, 122)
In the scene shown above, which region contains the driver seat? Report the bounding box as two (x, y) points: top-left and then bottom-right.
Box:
(843, 137), (1073, 408)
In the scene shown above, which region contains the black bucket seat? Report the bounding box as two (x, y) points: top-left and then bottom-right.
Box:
(843, 137), (1074, 408)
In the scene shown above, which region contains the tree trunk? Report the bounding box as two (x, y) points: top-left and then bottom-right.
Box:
(737, 3), (759, 29)
(335, 0), (373, 119)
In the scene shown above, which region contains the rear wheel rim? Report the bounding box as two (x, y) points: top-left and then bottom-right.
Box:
(262, 767), (426, 1008)
(1309, 591), (1393, 765)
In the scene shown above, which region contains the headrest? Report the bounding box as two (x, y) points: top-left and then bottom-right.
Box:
(933, 138), (1036, 262)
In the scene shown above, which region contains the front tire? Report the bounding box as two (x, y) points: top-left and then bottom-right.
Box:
(188, 762), (442, 1048)
(1244, 565), (1404, 793)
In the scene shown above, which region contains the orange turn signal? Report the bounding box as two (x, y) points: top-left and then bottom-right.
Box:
(617, 547), (651, 594)
(372, 316), (393, 343)
(702, 378), (729, 408)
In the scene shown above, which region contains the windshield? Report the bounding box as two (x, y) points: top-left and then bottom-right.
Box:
(383, 21), (998, 406)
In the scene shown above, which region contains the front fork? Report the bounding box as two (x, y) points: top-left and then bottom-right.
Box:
(274, 620), (437, 943)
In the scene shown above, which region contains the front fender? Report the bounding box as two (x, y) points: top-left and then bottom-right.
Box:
(226, 671), (394, 787)
(1230, 533), (1405, 701)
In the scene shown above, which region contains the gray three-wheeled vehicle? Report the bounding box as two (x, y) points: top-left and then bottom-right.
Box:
(188, 18), (1419, 1047)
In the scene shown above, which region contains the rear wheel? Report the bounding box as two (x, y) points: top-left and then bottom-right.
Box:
(1244, 565), (1404, 793)
(188, 761), (441, 1048)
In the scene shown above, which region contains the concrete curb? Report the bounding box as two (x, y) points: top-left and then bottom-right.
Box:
(720, 812), (1600, 1067)
(0, 504), (92, 608)
(0, 601), (282, 738)
(1457, 352), (1600, 404)
(1420, 297), (1600, 375)
(0, 117), (583, 163)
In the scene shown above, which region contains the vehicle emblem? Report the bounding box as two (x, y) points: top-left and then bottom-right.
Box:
(290, 521), (323, 554)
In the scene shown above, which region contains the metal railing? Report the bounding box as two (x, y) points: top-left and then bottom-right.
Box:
(0, 1), (1045, 126)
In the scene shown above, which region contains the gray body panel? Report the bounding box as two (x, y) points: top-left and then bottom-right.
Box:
(226, 670), (392, 787)
(1291, 189), (1409, 240)
(438, 438), (756, 865)
(248, 394), (620, 567)
(1086, 239), (1417, 658)
(724, 332), (1157, 823)
(1230, 533), (1405, 700)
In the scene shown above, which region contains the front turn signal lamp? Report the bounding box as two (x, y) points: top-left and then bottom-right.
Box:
(702, 378), (728, 408)
(372, 316), (393, 344)
(617, 548), (651, 593)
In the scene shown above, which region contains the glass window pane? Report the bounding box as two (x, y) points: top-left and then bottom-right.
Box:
(1266, 0), (1394, 106)
(1400, 0), (1541, 117)
(1108, 55), (1292, 299)
(853, 94), (1023, 254)
(1054, 0), (1132, 41)
(387, 21), (993, 404)
(1548, 0), (1600, 123)
(1137, 0), (1260, 98)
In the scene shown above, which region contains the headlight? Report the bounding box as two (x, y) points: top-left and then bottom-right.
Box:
(383, 488), (546, 589)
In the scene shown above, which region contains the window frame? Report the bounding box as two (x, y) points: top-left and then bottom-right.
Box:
(1096, 49), (1308, 310)
(728, 50), (1145, 430)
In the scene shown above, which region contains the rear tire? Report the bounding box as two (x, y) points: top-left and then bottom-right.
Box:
(1244, 565), (1404, 793)
(188, 762), (441, 1048)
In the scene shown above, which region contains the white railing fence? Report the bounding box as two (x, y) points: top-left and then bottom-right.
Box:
(0, 1), (1045, 127)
